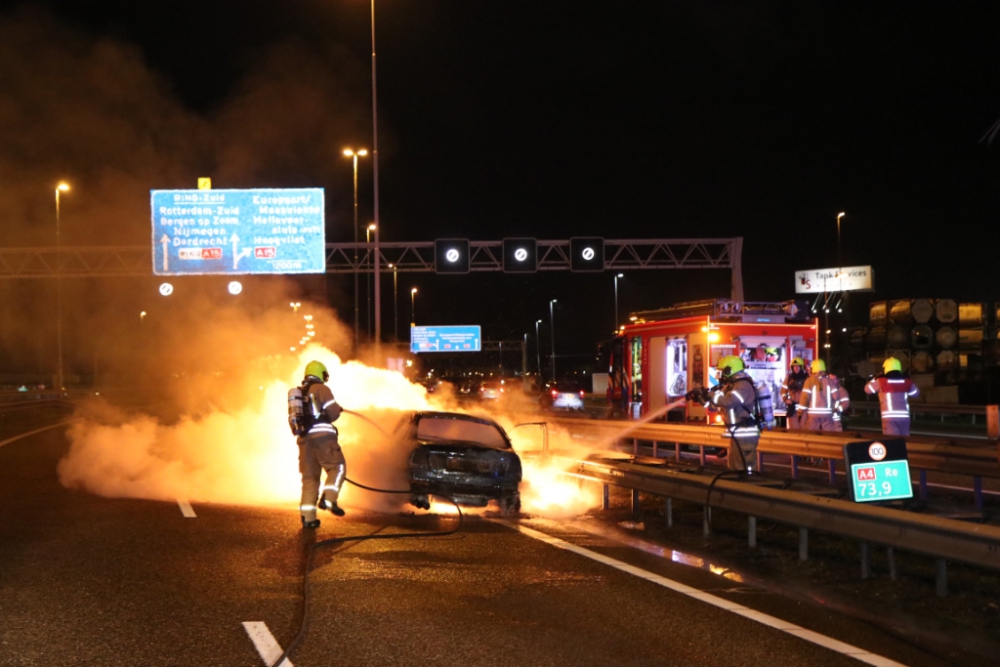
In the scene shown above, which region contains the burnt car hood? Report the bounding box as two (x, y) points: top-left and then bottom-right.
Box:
(409, 440), (522, 503)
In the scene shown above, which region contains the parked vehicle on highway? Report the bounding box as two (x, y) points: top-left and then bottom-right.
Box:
(540, 381), (586, 412)
(477, 379), (508, 401)
(396, 411), (522, 514)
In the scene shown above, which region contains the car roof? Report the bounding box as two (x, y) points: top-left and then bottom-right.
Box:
(412, 410), (502, 427)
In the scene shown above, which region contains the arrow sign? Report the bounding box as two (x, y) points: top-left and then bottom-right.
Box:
(160, 234), (170, 272)
(231, 233), (252, 270)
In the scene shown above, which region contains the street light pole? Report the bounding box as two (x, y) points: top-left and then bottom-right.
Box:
(549, 299), (557, 382)
(410, 288), (417, 326)
(535, 319), (542, 379)
(343, 148), (367, 354)
(54, 182), (69, 392)
(390, 263), (398, 343)
(366, 224), (376, 342)
(614, 273), (623, 332)
(370, 0), (383, 355)
(836, 211), (846, 274)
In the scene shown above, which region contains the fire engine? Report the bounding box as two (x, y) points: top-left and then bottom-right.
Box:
(605, 299), (819, 422)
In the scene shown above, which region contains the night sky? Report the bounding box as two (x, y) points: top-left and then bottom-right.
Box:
(2, 1), (999, 376)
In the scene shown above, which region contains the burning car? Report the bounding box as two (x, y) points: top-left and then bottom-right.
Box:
(396, 411), (522, 514)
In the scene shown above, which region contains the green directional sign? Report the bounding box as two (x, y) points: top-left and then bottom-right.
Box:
(843, 438), (913, 503)
(849, 460), (912, 502)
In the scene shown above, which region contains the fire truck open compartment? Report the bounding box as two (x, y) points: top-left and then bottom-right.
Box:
(620, 300), (818, 421)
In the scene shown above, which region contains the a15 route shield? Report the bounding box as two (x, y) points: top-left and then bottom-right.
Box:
(151, 188), (326, 275)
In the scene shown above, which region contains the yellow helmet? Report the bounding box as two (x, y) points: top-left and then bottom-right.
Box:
(304, 360), (329, 382)
(717, 355), (744, 378)
(883, 357), (902, 373)
(791, 357), (805, 368)
(811, 359), (826, 374)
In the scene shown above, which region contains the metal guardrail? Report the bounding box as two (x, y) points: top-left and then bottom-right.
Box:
(550, 418), (1000, 479)
(575, 457), (1000, 593)
(549, 416), (1000, 594)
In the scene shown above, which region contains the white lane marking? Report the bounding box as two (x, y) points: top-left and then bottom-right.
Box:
(177, 499), (196, 518)
(512, 523), (909, 667)
(0, 421), (74, 449)
(242, 621), (293, 667)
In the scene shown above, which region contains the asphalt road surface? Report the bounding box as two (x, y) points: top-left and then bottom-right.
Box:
(0, 421), (954, 667)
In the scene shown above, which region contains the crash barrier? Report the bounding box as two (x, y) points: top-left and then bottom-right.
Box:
(550, 416), (1000, 513)
(849, 400), (994, 428)
(574, 456), (1000, 597)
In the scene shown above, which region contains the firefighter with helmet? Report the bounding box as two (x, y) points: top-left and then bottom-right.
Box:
(865, 357), (920, 436)
(780, 357), (809, 430)
(797, 359), (850, 431)
(289, 360), (346, 529)
(706, 355), (763, 472)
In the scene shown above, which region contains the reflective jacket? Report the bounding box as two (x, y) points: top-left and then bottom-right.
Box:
(798, 373), (850, 416)
(710, 373), (760, 439)
(864, 373), (919, 422)
(780, 370), (808, 406)
(302, 380), (343, 436)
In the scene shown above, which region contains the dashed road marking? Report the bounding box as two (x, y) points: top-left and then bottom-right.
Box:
(512, 523), (909, 667)
(243, 621), (293, 667)
(0, 421), (74, 449)
(177, 499), (196, 518)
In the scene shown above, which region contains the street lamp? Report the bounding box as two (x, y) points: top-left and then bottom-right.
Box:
(410, 287), (418, 326)
(535, 319), (542, 379)
(343, 148), (368, 352)
(549, 299), (557, 382)
(389, 263), (398, 342)
(54, 182), (70, 391)
(613, 273), (624, 332)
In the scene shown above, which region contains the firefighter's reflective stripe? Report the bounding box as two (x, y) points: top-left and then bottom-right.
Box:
(800, 376), (842, 415)
(865, 376), (919, 420)
(323, 465), (346, 493)
(309, 423), (338, 434)
(300, 504), (316, 511)
(322, 399), (338, 409)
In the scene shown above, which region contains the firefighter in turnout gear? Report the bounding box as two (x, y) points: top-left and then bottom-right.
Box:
(797, 359), (850, 432)
(865, 357), (920, 436)
(780, 357), (808, 430)
(709, 355), (762, 472)
(289, 360), (346, 529)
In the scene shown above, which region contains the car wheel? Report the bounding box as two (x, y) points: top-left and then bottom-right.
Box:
(499, 496), (520, 517)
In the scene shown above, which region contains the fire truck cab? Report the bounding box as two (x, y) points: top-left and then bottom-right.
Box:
(616, 300), (819, 423)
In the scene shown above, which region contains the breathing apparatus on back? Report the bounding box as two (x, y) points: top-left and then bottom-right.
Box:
(287, 360), (331, 437)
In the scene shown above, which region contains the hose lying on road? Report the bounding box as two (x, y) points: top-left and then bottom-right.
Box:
(270, 416), (463, 667)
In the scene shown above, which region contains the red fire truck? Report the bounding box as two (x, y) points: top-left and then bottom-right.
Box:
(612, 300), (819, 422)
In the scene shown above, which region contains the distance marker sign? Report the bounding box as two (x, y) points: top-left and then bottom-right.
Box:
(842, 439), (913, 503)
(151, 188), (325, 275)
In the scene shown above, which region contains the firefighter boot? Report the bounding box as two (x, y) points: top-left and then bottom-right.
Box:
(301, 516), (321, 529)
(319, 498), (345, 517)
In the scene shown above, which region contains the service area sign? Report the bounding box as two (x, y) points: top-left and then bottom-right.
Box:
(410, 325), (481, 353)
(794, 265), (874, 293)
(151, 188), (325, 275)
(843, 439), (913, 503)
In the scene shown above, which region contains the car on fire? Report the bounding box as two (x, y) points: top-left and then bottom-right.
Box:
(394, 411), (522, 515)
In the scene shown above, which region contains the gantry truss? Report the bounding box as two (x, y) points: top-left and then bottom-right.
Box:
(0, 238), (744, 300)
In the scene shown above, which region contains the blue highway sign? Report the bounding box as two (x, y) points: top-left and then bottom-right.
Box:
(411, 325), (482, 353)
(151, 188), (325, 275)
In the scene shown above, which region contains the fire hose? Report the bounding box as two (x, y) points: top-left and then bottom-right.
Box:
(269, 409), (464, 667)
